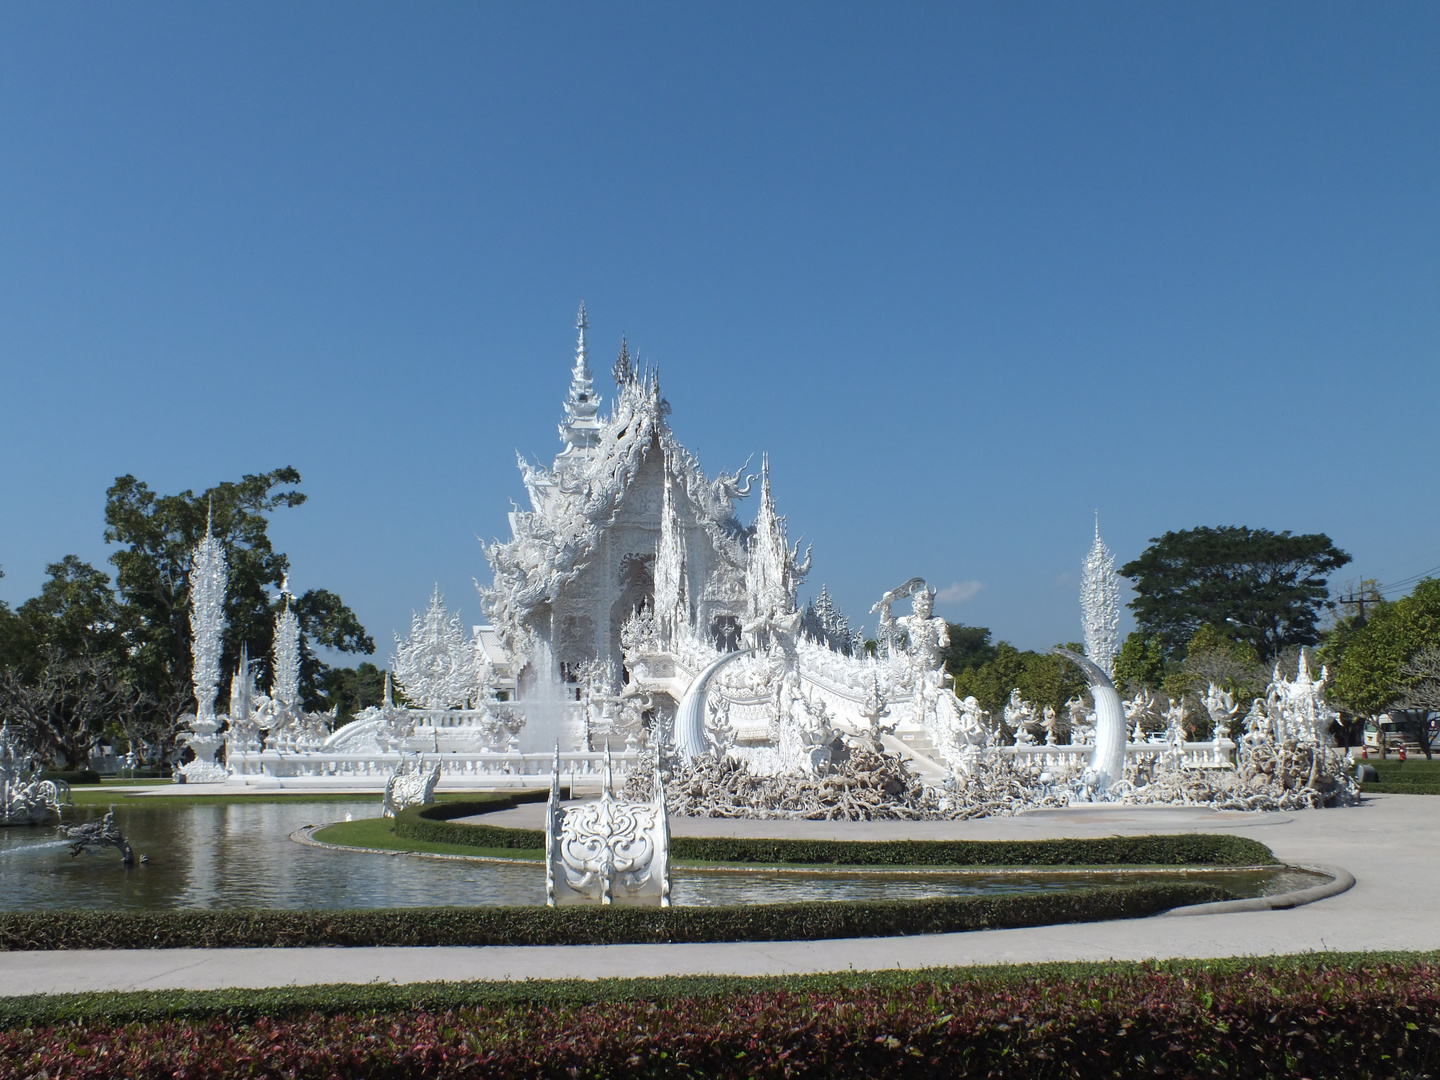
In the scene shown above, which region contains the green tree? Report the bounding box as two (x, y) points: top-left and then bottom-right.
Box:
(15, 556), (125, 666)
(1326, 579), (1440, 756)
(1178, 623), (1264, 701)
(0, 566), (32, 673)
(1113, 632), (1167, 691)
(1120, 526), (1351, 663)
(103, 468), (375, 747)
(941, 623), (997, 679)
(317, 661), (394, 725)
(949, 640), (1088, 720)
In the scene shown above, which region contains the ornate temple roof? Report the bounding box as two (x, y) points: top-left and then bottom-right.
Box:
(480, 306), (766, 654)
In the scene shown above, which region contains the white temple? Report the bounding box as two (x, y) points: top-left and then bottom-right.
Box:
(191, 306), (1354, 814)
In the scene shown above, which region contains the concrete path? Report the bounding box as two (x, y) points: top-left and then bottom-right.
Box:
(3, 794), (1436, 996)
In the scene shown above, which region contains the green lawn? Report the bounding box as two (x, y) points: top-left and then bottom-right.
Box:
(64, 787), (507, 808)
(311, 816), (544, 860)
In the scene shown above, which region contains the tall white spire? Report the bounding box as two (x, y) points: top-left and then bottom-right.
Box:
(654, 459), (690, 644)
(188, 510), (228, 723)
(559, 301), (602, 450)
(1081, 512), (1121, 679)
(746, 455), (810, 620)
(271, 576), (301, 719)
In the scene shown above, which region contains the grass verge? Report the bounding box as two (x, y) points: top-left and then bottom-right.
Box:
(311, 815), (542, 860)
(394, 800), (1278, 868)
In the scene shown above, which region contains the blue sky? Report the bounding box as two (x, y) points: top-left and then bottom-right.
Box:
(1, 3), (1436, 660)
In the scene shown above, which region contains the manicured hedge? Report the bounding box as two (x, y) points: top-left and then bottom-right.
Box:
(0, 882), (1224, 951)
(396, 801), (1276, 867)
(34, 769), (100, 785)
(395, 793), (551, 850)
(2, 957), (1436, 1079)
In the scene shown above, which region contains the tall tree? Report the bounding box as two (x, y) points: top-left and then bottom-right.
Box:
(103, 467), (375, 740)
(941, 623), (998, 678)
(1326, 579), (1440, 756)
(1120, 526), (1351, 663)
(15, 556), (125, 666)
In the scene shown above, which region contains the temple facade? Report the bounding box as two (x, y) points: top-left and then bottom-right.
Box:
(479, 304), (808, 711)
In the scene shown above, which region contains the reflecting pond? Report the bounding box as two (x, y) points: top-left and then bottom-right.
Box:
(0, 801), (1325, 911)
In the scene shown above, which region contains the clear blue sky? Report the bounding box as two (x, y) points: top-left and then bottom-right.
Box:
(1, 3), (1436, 661)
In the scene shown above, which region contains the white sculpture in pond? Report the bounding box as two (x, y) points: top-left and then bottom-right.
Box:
(545, 746), (670, 906)
(382, 756), (442, 817)
(178, 510), (230, 784)
(0, 726), (70, 826)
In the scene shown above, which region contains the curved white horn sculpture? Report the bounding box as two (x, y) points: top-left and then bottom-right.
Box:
(1052, 648), (1126, 795)
(673, 649), (756, 763)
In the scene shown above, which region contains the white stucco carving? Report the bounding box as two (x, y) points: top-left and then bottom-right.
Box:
(1080, 515), (1121, 678)
(546, 746), (669, 906)
(1, 725), (69, 825)
(178, 511), (230, 784)
(394, 588), (485, 710)
(382, 756), (442, 817)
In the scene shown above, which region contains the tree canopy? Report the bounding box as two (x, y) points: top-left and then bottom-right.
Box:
(104, 467), (375, 720)
(0, 468), (379, 768)
(1120, 526), (1351, 663)
(944, 625), (1088, 718)
(1325, 578), (1440, 717)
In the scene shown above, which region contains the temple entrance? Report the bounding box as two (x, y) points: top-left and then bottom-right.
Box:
(711, 615), (742, 652)
(609, 552), (654, 683)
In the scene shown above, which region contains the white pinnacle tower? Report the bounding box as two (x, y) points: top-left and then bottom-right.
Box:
(272, 575), (301, 720)
(559, 301), (602, 450)
(188, 504), (228, 723)
(1080, 513), (1121, 679)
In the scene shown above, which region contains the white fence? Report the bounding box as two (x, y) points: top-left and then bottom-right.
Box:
(220, 748), (643, 789)
(999, 740), (1236, 773)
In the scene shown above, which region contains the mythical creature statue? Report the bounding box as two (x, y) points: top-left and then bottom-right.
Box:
(0, 726), (70, 826)
(1004, 689), (1038, 746)
(382, 756), (442, 817)
(59, 810), (134, 864)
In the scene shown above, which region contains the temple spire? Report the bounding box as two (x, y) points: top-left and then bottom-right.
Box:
(613, 334), (632, 386)
(559, 301), (602, 450)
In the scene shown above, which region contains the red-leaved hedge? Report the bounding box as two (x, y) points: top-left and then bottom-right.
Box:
(3, 960), (1437, 1078)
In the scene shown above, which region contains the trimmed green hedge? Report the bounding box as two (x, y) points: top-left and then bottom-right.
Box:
(0, 882), (1224, 951)
(34, 769), (100, 785)
(0, 951), (1428, 1030)
(395, 800), (1276, 867)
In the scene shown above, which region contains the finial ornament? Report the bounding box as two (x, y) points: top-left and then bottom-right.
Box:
(613, 334), (631, 385)
(559, 300), (602, 449)
(1080, 514), (1120, 679)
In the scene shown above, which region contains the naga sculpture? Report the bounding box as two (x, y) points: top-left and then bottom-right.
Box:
(673, 648), (757, 763)
(59, 810), (134, 864)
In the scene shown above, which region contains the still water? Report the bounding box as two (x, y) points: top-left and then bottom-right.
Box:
(0, 801), (1324, 912)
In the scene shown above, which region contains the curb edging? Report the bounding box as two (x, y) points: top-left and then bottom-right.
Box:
(1162, 864), (1354, 917)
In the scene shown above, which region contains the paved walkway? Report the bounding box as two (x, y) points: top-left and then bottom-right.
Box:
(3, 794), (1436, 996)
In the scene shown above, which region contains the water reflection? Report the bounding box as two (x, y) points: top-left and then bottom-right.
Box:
(0, 801), (1322, 912)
